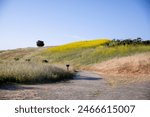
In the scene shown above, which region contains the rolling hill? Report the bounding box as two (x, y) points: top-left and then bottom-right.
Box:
(38, 39), (150, 68)
(0, 39), (150, 80)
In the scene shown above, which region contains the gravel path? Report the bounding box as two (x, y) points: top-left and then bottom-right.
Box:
(0, 71), (150, 100)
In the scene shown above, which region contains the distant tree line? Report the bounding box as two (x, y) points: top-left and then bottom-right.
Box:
(105, 37), (150, 47)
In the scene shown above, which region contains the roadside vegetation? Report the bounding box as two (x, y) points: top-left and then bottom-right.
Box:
(0, 62), (73, 85)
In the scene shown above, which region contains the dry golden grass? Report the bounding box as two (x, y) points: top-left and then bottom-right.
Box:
(0, 62), (73, 84)
(88, 52), (150, 74)
(85, 52), (150, 86)
(0, 48), (37, 61)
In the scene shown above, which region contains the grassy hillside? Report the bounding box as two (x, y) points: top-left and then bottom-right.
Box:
(88, 52), (150, 75)
(0, 48), (73, 85)
(0, 38), (150, 84)
(0, 39), (149, 67)
(87, 52), (150, 86)
(39, 39), (110, 65)
(38, 39), (150, 67)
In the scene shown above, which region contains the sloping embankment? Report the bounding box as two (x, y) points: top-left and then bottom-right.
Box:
(87, 52), (150, 75)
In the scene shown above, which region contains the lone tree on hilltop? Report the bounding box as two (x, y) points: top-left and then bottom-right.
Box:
(36, 40), (44, 47)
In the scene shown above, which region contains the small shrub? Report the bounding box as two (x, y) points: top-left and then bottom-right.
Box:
(142, 40), (150, 45)
(25, 59), (31, 62)
(42, 60), (48, 63)
(14, 58), (19, 61)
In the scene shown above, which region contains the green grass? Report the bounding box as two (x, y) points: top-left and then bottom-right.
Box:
(0, 62), (73, 85)
(39, 41), (150, 66)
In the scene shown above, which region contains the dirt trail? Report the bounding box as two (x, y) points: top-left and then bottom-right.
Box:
(0, 71), (150, 100)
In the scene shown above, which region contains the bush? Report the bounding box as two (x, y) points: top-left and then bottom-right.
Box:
(25, 59), (31, 62)
(105, 38), (150, 47)
(42, 60), (48, 63)
(14, 58), (19, 61)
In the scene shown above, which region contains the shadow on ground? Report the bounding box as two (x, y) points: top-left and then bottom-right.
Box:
(74, 75), (102, 80)
(0, 85), (35, 90)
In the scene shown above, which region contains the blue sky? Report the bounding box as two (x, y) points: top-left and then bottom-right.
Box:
(0, 0), (150, 50)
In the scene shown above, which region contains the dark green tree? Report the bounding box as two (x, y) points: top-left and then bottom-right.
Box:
(36, 40), (44, 47)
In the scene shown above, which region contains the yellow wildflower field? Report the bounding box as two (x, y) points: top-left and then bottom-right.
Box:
(47, 39), (110, 52)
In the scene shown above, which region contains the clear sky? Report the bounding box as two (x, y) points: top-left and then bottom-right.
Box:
(0, 0), (150, 50)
